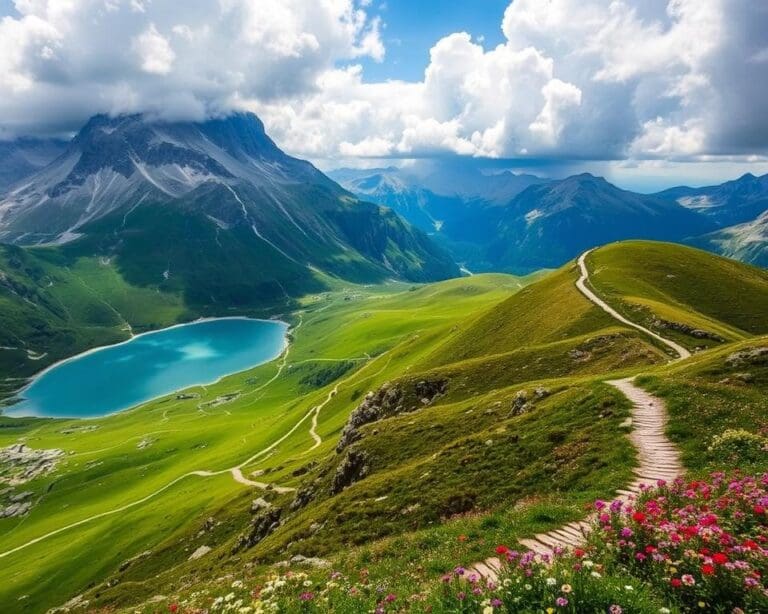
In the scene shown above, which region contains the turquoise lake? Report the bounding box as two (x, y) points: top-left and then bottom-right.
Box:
(9, 318), (288, 419)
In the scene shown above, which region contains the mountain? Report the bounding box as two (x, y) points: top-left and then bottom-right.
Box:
(690, 209), (768, 267)
(486, 174), (717, 272)
(0, 113), (458, 308)
(655, 173), (768, 267)
(333, 168), (746, 274)
(329, 165), (547, 270)
(329, 164), (544, 207)
(656, 172), (768, 227)
(0, 138), (67, 194)
(656, 173), (768, 227)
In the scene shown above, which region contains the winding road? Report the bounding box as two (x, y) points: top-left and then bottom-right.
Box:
(472, 250), (687, 578)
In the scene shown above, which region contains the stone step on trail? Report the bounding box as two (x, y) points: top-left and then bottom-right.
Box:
(470, 378), (683, 580)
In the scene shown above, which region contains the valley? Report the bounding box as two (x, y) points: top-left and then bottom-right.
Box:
(1, 240), (766, 612)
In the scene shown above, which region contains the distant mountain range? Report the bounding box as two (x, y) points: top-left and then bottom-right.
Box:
(2, 116), (767, 292)
(0, 113), (458, 310)
(656, 173), (768, 227)
(331, 166), (768, 272)
(0, 138), (67, 193)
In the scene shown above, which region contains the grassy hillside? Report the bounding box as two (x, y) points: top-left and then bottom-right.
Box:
(586, 241), (768, 350)
(638, 336), (768, 474)
(426, 262), (617, 365)
(2, 241), (768, 613)
(0, 273), (522, 612)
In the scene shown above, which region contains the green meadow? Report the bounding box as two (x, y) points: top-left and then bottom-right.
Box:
(1, 241), (767, 612)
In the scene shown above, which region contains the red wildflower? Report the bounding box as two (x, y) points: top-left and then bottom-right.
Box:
(682, 525), (699, 538)
(712, 552), (728, 565)
(670, 578), (682, 588)
(573, 548), (585, 558)
(743, 539), (759, 551)
(168, 605), (179, 613)
(702, 564), (716, 576)
(755, 505), (766, 515)
(631, 511), (647, 523)
(495, 545), (510, 555)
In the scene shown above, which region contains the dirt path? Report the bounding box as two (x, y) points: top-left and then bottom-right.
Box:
(473, 378), (683, 577)
(472, 252), (688, 577)
(576, 250), (691, 360)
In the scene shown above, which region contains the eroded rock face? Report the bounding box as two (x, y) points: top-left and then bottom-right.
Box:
(0, 500), (31, 518)
(330, 449), (370, 495)
(232, 506), (283, 552)
(290, 483), (318, 512)
(726, 347), (768, 367)
(336, 378), (447, 452)
(0, 444), (63, 517)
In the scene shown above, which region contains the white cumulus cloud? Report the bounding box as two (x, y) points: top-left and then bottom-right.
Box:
(0, 0), (385, 134)
(133, 23), (175, 75)
(0, 0), (766, 164)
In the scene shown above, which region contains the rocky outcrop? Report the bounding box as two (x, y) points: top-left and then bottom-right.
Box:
(46, 593), (88, 614)
(330, 449), (370, 495)
(336, 386), (402, 452)
(0, 443), (64, 485)
(188, 545), (212, 560)
(1, 499), (32, 518)
(336, 378), (447, 452)
(509, 387), (550, 418)
(233, 506), (283, 552)
(726, 347), (768, 367)
(117, 550), (152, 573)
(289, 554), (331, 568)
(652, 318), (725, 342)
(250, 497), (272, 513)
(289, 483), (318, 512)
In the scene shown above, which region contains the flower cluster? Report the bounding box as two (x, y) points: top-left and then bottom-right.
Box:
(438, 473), (768, 613)
(591, 473), (768, 612)
(158, 473), (767, 613)
(167, 569), (422, 613)
(438, 547), (660, 613)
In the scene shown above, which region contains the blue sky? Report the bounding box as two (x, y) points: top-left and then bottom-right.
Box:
(358, 1), (510, 82)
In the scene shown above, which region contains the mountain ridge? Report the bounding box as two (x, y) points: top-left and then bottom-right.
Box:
(0, 113), (459, 307)
(334, 166), (768, 272)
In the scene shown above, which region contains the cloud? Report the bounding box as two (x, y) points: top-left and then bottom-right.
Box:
(133, 23), (175, 75)
(529, 79), (582, 145)
(0, 0), (384, 134)
(0, 0), (766, 164)
(253, 0), (767, 163)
